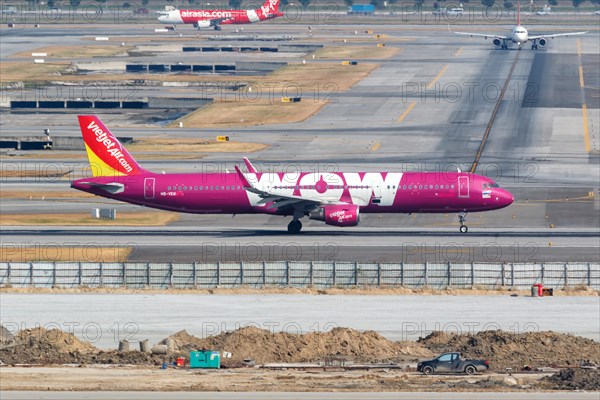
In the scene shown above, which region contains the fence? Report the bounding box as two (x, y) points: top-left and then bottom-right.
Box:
(0, 262), (598, 290)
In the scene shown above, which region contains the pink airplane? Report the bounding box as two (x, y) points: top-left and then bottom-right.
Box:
(71, 115), (514, 233)
(157, 0), (283, 31)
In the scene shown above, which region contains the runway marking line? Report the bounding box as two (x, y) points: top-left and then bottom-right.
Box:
(370, 142), (381, 152)
(454, 47), (464, 57)
(582, 103), (591, 153)
(426, 64), (449, 89)
(577, 39), (591, 153)
(397, 101), (417, 122)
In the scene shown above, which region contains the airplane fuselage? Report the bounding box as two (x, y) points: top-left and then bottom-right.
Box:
(158, 9), (282, 25)
(72, 171), (513, 216)
(511, 25), (529, 44)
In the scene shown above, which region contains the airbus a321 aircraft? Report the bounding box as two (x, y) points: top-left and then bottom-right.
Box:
(71, 116), (514, 233)
(157, 0), (283, 30)
(452, 1), (586, 49)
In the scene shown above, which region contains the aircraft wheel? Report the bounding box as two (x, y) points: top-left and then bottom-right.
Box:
(287, 220), (302, 234)
(460, 225), (468, 233)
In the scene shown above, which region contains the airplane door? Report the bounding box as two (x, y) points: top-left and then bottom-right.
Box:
(144, 177), (155, 199)
(458, 176), (469, 198)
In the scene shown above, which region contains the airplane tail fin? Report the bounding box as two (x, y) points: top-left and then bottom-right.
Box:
(258, 0), (281, 17)
(517, 0), (521, 25)
(78, 115), (147, 177)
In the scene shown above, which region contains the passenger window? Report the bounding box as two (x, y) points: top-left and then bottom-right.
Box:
(167, 186), (171, 190)
(178, 186), (182, 191)
(438, 354), (453, 362)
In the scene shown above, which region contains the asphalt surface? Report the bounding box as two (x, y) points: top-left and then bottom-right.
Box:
(3, 293), (599, 348)
(1, 22), (599, 264)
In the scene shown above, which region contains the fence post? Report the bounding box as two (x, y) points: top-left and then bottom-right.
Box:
(286, 261), (290, 286)
(78, 262), (82, 286)
(240, 261), (244, 285)
(29, 262), (34, 286)
(193, 262), (197, 288)
(447, 262), (451, 287)
(332, 262), (336, 287)
(99, 262), (103, 287)
(471, 262), (475, 288)
(564, 263), (568, 288)
(309, 261), (313, 286)
(510, 263), (514, 287)
(216, 262), (220, 286)
(400, 262), (404, 286)
(262, 261), (266, 286)
(7, 262), (12, 286)
(424, 262), (428, 287)
(541, 263), (545, 283)
(169, 262), (173, 288)
(501, 263), (505, 287)
(52, 262), (57, 288)
(377, 263), (381, 286)
(588, 263), (592, 287)
(354, 262), (358, 286)
(122, 262), (126, 288)
(146, 262), (151, 287)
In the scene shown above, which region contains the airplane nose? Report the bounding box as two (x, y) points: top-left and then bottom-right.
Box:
(498, 189), (514, 207)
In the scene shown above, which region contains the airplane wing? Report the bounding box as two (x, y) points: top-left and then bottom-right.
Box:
(234, 165), (342, 212)
(452, 31), (510, 40)
(528, 31), (587, 40)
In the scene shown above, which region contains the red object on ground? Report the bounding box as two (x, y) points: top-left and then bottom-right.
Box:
(532, 283), (543, 297)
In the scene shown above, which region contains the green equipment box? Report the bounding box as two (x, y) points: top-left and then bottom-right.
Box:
(189, 351), (221, 369)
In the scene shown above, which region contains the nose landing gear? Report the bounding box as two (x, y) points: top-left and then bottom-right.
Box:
(458, 212), (468, 233)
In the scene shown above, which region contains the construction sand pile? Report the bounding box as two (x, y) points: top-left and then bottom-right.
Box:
(419, 330), (600, 370)
(1, 325), (599, 370)
(164, 326), (431, 364)
(0, 327), (162, 365)
(540, 368), (600, 390)
(0, 325), (14, 346)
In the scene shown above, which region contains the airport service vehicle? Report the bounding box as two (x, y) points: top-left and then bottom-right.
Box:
(157, 0), (283, 30)
(451, 1), (586, 49)
(417, 353), (490, 375)
(71, 116), (513, 234)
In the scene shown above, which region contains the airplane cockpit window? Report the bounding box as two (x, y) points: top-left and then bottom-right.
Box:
(483, 182), (500, 188)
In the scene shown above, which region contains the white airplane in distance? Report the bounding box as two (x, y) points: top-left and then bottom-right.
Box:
(451, 1), (587, 50)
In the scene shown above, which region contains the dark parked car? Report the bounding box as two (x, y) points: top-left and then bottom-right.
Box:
(417, 352), (489, 375)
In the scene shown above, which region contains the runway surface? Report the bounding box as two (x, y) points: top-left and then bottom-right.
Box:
(2, 293), (599, 349)
(1, 22), (599, 264)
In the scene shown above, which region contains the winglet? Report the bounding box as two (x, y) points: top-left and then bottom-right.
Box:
(243, 157), (258, 173)
(234, 165), (252, 188)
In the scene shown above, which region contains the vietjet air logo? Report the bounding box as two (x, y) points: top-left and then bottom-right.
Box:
(181, 10), (233, 18)
(86, 120), (134, 173)
(261, 0), (278, 14)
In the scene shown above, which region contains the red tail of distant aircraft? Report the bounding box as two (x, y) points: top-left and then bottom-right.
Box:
(157, 0), (283, 30)
(72, 116), (514, 233)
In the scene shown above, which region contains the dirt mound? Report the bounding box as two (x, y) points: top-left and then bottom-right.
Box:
(0, 325), (15, 345)
(419, 330), (600, 371)
(540, 368), (600, 390)
(0, 327), (98, 365)
(161, 326), (431, 365)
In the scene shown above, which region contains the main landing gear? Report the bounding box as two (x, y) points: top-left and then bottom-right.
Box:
(458, 212), (468, 233)
(287, 219), (302, 234)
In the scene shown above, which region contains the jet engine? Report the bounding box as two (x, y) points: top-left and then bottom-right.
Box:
(194, 20), (212, 29)
(492, 38), (502, 48)
(309, 204), (360, 227)
(538, 38), (547, 47)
